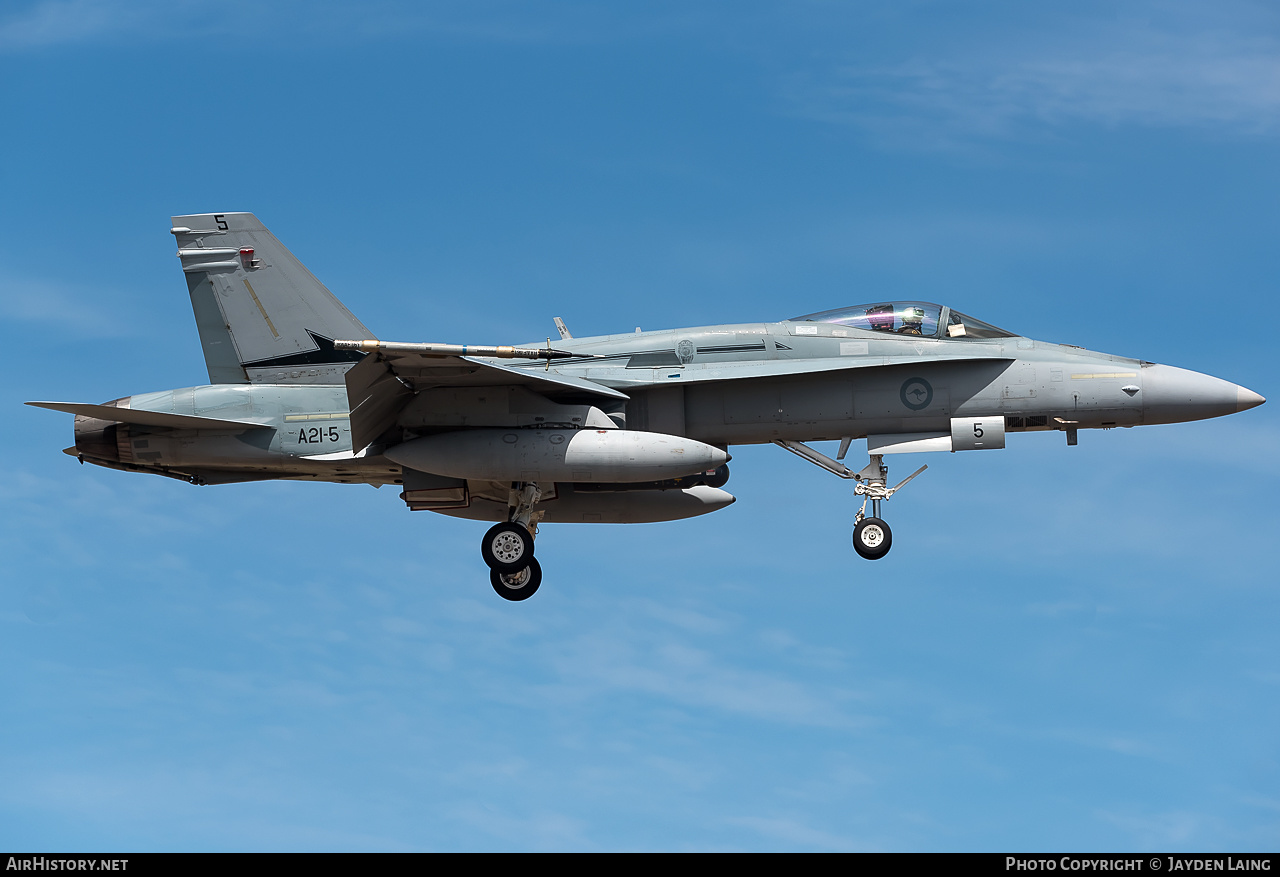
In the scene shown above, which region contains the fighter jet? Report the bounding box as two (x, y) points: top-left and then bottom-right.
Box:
(28, 213), (1265, 601)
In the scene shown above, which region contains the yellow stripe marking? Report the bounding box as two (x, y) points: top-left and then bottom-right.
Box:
(243, 279), (279, 338)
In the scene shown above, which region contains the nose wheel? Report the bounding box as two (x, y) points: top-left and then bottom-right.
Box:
(853, 517), (892, 560)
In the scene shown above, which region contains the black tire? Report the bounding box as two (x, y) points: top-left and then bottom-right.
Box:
(852, 517), (892, 560)
(481, 522), (534, 573)
(490, 557), (542, 601)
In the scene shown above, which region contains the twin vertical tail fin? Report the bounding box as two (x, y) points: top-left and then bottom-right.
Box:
(172, 212), (373, 384)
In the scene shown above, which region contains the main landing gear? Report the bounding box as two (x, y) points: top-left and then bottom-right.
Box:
(481, 482), (544, 601)
(774, 440), (927, 561)
(490, 557), (542, 601)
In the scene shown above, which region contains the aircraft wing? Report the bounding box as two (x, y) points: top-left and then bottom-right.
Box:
(26, 401), (271, 431)
(397, 354), (629, 399)
(343, 349), (629, 452)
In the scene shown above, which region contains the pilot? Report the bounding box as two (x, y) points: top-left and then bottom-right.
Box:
(897, 306), (925, 335)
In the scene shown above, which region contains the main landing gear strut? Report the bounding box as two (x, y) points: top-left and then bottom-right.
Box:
(481, 482), (544, 601)
(774, 440), (927, 561)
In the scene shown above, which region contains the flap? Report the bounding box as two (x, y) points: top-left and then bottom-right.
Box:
(366, 349), (629, 399)
(342, 351), (629, 452)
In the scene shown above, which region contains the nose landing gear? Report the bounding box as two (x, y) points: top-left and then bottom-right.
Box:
(775, 441), (926, 561)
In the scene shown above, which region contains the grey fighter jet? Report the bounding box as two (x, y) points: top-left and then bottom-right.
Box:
(29, 213), (1265, 601)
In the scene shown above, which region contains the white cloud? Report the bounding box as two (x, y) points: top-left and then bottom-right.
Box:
(1096, 808), (1211, 847)
(538, 631), (871, 729)
(453, 803), (593, 851)
(0, 272), (131, 336)
(0, 0), (176, 50)
(786, 21), (1280, 149)
(722, 814), (871, 851)
(0, 0), (700, 52)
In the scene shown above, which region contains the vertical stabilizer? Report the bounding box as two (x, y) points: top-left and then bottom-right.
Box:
(172, 212), (373, 384)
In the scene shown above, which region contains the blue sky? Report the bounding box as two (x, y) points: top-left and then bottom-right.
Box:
(2, 0), (1277, 851)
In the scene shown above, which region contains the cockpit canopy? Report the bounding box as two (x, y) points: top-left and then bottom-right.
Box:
(790, 301), (1016, 339)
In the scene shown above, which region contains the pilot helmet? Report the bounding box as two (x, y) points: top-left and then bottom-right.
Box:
(901, 306), (925, 327)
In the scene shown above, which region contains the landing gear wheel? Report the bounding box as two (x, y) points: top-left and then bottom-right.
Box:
(853, 517), (892, 560)
(482, 522), (534, 573)
(490, 557), (542, 601)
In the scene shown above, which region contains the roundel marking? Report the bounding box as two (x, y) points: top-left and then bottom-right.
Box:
(900, 377), (933, 411)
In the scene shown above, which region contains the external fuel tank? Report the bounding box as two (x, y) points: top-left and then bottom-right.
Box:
(384, 428), (728, 483)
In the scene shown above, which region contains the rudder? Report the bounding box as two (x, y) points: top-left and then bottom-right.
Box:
(172, 212), (373, 384)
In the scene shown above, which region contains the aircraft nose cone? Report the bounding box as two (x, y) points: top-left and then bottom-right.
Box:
(1142, 364), (1260, 425)
(1237, 386), (1266, 412)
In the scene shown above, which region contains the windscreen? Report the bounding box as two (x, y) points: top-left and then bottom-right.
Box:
(945, 309), (1016, 339)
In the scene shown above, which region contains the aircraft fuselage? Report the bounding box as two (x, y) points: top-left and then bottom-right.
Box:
(70, 319), (1257, 488)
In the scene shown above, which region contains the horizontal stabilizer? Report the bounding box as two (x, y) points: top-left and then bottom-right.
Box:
(26, 401), (270, 431)
(343, 354), (415, 453)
